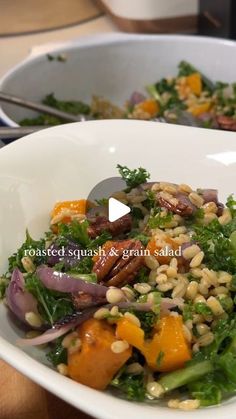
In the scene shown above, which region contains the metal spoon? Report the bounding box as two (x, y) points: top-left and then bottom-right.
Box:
(0, 126), (49, 140)
(0, 91), (91, 123)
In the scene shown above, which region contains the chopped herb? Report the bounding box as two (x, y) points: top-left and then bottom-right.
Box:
(218, 296), (233, 313)
(25, 274), (74, 325)
(128, 230), (149, 246)
(130, 206), (144, 228)
(21, 93), (90, 126)
(183, 302), (194, 321)
(156, 351), (165, 368)
(143, 190), (156, 210)
(89, 231), (112, 249)
(111, 372), (146, 401)
(58, 220), (90, 248)
(68, 256), (93, 274)
(148, 208), (173, 229)
(47, 337), (67, 366)
(194, 302), (212, 316)
(193, 215), (236, 273)
(131, 310), (157, 337)
(58, 220), (111, 252)
(134, 266), (150, 283)
(117, 164), (150, 191)
(8, 230), (46, 272)
(0, 275), (9, 299)
(226, 194), (236, 217)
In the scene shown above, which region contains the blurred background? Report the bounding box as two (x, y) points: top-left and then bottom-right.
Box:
(0, 0), (235, 38)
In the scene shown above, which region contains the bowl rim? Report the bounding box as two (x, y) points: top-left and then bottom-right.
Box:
(0, 32), (236, 128)
(1, 119), (236, 418)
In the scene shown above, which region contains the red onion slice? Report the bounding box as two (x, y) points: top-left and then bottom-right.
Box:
(18, 308), (96, 346)
(6, 268), (39, 323)
(36, 265), (107, 297)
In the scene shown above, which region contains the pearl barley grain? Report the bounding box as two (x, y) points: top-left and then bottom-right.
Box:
(111, 340), (129, 354)
(106, 288), (124, 304)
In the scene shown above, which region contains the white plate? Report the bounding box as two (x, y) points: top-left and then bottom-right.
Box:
(1, 33), (236, 126)
(0, 120), (236, 419)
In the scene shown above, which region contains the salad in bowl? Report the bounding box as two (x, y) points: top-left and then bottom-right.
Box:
(1, 164), (236, 411)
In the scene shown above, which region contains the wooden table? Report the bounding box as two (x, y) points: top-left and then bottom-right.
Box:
(0, 360), (93, 419)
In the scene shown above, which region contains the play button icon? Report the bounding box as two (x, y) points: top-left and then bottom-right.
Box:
(86, 176), (131, 223)
(108, 197), (131, 222)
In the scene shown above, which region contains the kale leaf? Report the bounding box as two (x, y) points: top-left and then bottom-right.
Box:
(148, 207), (173, 229)
(111, 372), (146, 401)
(193, 218), (236, 273)
(25, 274), (74, 325)
(47, 337), (67, 366)
(117, 164), (150, 191)
(8, 230), (47, 272)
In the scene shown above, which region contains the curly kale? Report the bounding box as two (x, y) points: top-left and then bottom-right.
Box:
(117, 164), (150, 191)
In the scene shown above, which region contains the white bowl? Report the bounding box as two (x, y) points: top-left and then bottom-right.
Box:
(0, 120), (236, 419)
(1, 33), (236, 127)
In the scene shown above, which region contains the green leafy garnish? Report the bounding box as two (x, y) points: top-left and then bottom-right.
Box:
(58, 220), (111, 250)
(193, 214), (236, 273)
(134, 266), (149, 283)
(0, 275), (9, 299)
(148, 207), (173, 229)
(111, 372), (146, 401)
(58, 220), (90, 248)
(21, 93), (90, 126)
(8, 230), (46, 272)
(183, 302), (194, 321)
(194, 302), (213, 316)
(226, 194), (236, 217)
(131, 310), (157, 337)
(117, 164), (150, 191)
(128, 231), (149, 246)
(25, 274), (74, 325)
(47, 337), (67, 366)
(68, 256), (93, 274)
(156, 351), (165, 368)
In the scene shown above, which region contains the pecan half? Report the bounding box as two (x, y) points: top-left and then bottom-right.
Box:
(158, 192), (197, 216)
(87, 214), (132, 238)
(92, 239), (144, 287)
(216, 115), (236, 131)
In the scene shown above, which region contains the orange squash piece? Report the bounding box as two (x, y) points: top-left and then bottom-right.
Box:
(51, 199), (87, 219)
(116, 318), (144, 350)
(186, 73), (202, 96)
(117, 315), (191, 373)
(188, 102), (211, 116)
(68, 319), (132, 390)
(143, 316), (191, 372)
(138, 99), (160, 117)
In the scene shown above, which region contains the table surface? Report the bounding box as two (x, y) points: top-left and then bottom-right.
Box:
(0, 13), (117, 419)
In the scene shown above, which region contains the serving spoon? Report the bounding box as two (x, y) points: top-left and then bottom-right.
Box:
(0, 91), (92, 123)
